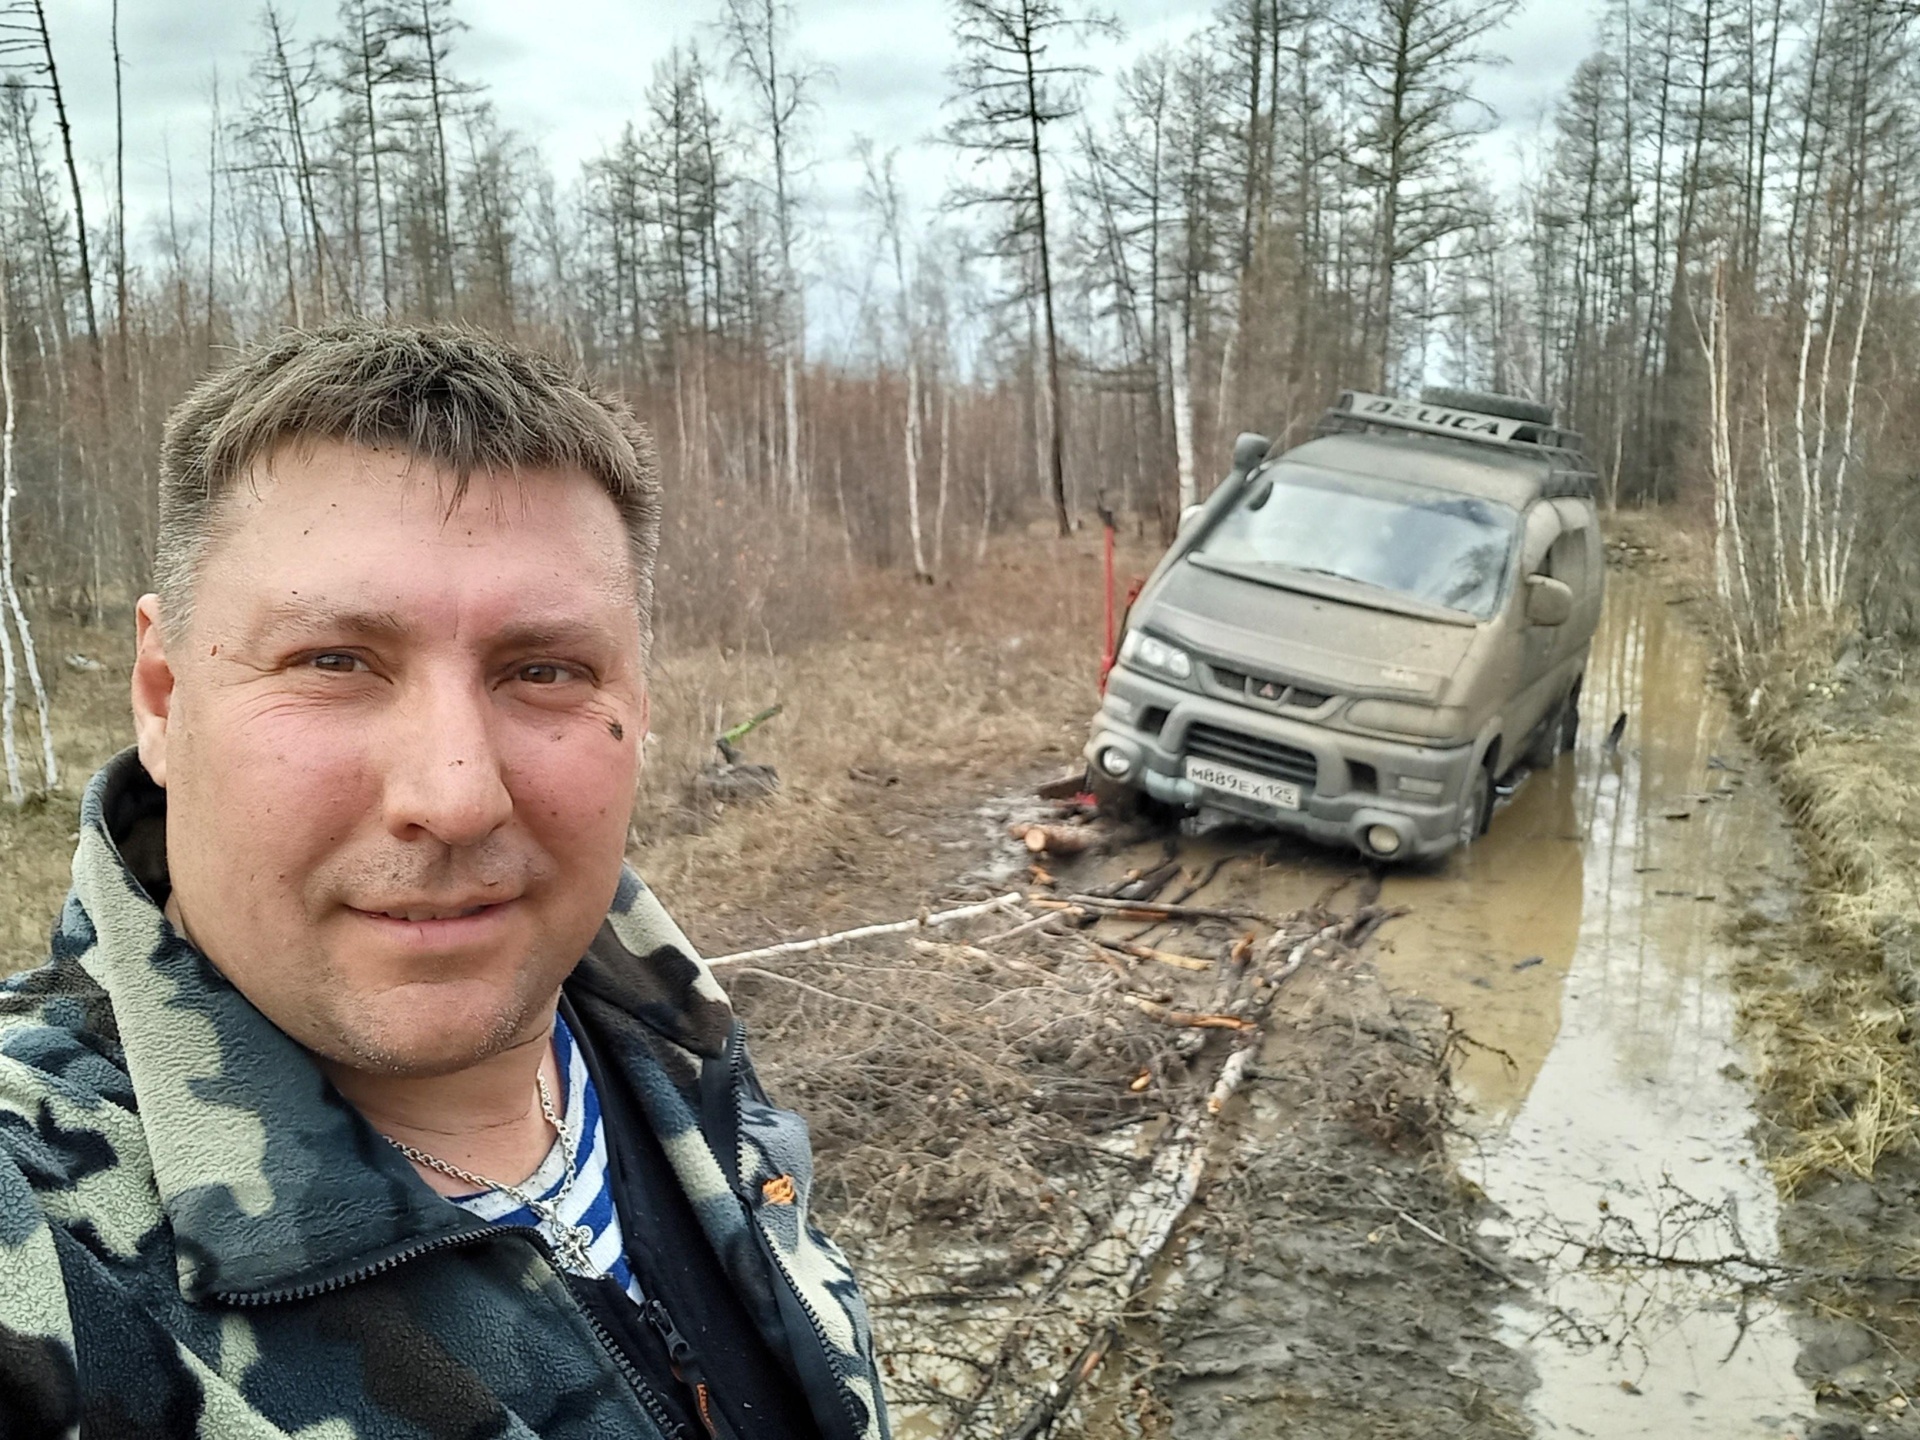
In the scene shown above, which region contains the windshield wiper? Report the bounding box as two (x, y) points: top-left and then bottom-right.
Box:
(1189, 553), (1479, 625)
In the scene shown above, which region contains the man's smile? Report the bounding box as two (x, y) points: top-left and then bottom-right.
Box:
(345, 898), (521, 947)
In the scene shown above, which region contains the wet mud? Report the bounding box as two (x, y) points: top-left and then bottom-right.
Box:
(1067, 568), (1826, 1437)
(1377, 569), (1812, 1436)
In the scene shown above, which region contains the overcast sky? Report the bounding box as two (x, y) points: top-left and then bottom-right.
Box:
(42, 0), (1602, 323)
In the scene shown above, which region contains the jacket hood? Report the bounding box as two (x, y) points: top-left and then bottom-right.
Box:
(65, 747), (735, 1303)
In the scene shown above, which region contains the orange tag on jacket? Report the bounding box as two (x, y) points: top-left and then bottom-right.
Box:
(761, 1174), (797, 1205)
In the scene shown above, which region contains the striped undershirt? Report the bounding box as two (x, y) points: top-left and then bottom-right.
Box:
(446, 1015), (643, 1302)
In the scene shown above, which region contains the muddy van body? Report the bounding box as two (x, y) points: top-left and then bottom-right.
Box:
(1086, 389), (1604, 861)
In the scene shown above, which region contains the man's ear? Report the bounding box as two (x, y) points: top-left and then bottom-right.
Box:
(131, 594), (177, 787)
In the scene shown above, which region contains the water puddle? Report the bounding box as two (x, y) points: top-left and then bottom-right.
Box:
(1376, 568), (1814, 1436)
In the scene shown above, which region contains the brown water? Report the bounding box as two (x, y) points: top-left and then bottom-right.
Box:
(1377, 569), (1813, 1436)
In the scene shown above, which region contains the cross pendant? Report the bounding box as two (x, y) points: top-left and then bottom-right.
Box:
(553, 1222), (599, 1277)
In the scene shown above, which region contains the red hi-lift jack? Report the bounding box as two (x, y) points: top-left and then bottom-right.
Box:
(1096, 500), (1145, 692)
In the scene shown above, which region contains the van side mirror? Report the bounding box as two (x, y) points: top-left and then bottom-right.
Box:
(1232, 432), (1272, 475)
(1526, 575), (1573, 626)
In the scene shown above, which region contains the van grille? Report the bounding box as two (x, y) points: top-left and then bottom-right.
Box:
(1186, 723), (1318, 789)
(1209, 665), (1334, 711)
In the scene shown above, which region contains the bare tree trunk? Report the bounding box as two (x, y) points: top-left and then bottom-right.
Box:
(905, 351), (927, 578)
(1170, 302), (1197, 510)
(31, 0), (100, 350)
(205, 75), (222, 356)
(935, 383), (952, 568)
(977, 448), (995, 562)
(0, 259), (56, 797)
(112, 0), (128, 376)
(356, 2), (393, 313)
(1827, 258), (1874, 614)
(419, 0), (457, 314)
(1024, 45), (1071, 536)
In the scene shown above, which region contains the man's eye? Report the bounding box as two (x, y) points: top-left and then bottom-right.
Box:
(516, 663), (574, 685)
(309, 652), (365, 673)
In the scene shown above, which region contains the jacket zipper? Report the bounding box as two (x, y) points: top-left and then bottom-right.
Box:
(644, 1298), (730, 1440)
(220, 1225), (687, 1439)
(727, 1031), (871, 1440)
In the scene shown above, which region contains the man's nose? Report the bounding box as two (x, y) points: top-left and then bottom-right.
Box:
(381, 674), (513, 847)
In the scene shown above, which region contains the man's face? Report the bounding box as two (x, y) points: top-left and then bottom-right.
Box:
(131, 440), (646, 1077)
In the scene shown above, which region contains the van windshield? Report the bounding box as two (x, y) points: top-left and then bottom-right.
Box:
(1196, 463), (1518, 620)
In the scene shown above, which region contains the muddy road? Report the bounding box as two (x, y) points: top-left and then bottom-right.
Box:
(1040, 567), (1821, 1437)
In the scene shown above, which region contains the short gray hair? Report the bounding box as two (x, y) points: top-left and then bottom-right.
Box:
(156, 322), (662, 650)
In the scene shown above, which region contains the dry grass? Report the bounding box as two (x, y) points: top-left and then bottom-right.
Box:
(733, 928), (1192, 1238)
(1737, 626), (1920, 1190)
(623, 531), (1154, 950)
(0, 619), (139, 974)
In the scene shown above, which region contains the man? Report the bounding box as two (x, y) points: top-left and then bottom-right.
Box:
(0, 325), (888, 1440)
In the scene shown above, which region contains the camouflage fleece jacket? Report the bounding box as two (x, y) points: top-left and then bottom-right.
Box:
(0, 750), (888, 1440)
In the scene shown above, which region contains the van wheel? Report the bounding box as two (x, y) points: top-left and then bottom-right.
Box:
(1090, 772), (1181, 826)
(1457, 765), (1493, 850)
(1524, 696), (1571, 770)
(1089, 771), (1144, 820)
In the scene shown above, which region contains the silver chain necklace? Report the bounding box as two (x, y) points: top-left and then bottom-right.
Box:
(384, 1072), (602, 1278)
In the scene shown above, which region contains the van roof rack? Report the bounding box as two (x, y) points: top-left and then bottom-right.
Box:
(1313, 390), (1597, 500)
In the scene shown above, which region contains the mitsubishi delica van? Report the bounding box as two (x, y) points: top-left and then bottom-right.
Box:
(1085, 388), (1604, 862)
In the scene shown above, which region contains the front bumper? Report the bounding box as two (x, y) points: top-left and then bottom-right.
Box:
(1085, 665), (1477, 861)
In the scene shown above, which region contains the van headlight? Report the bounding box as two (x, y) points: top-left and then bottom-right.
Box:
(1119, 630), (1194, 681)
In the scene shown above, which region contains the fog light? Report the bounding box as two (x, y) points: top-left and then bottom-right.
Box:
(1366, 824), (1403, 856)
(1099, 746), (1134, 778)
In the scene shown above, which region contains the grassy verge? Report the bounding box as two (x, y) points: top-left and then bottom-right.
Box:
(1736, 626), (1920, 1193)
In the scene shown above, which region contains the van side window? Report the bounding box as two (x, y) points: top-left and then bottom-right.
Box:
(1543, 529), (1588, 594)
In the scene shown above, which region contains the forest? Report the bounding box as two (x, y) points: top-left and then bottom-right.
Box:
(1, 0), (1918, 800)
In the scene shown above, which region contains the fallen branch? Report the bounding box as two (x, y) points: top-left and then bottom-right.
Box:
(1008, 822), (1098, 856)
(1084, 934), (1212, 973)
(976, 911), (1068, 947)
(709, 892), (1024, 966)
(1121, 995), (1254, 1030)
(1086, 857), (1182, 903)
(729, 967), (991, 1064)
(1117, 941), (1212, 973)
(1001, 1034), (1261, 1440)
(1165, 854), (1236, 906)
(1207, 1046), (1256, 1115)
(1061, 893), (1279, 926)
(1276, 922), (1344, 978)
(908, 938), (996, 965)
(1394, 1209), (1525, 1289)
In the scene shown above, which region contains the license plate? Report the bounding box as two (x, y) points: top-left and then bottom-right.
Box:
(1185, 759), (1302, 810)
